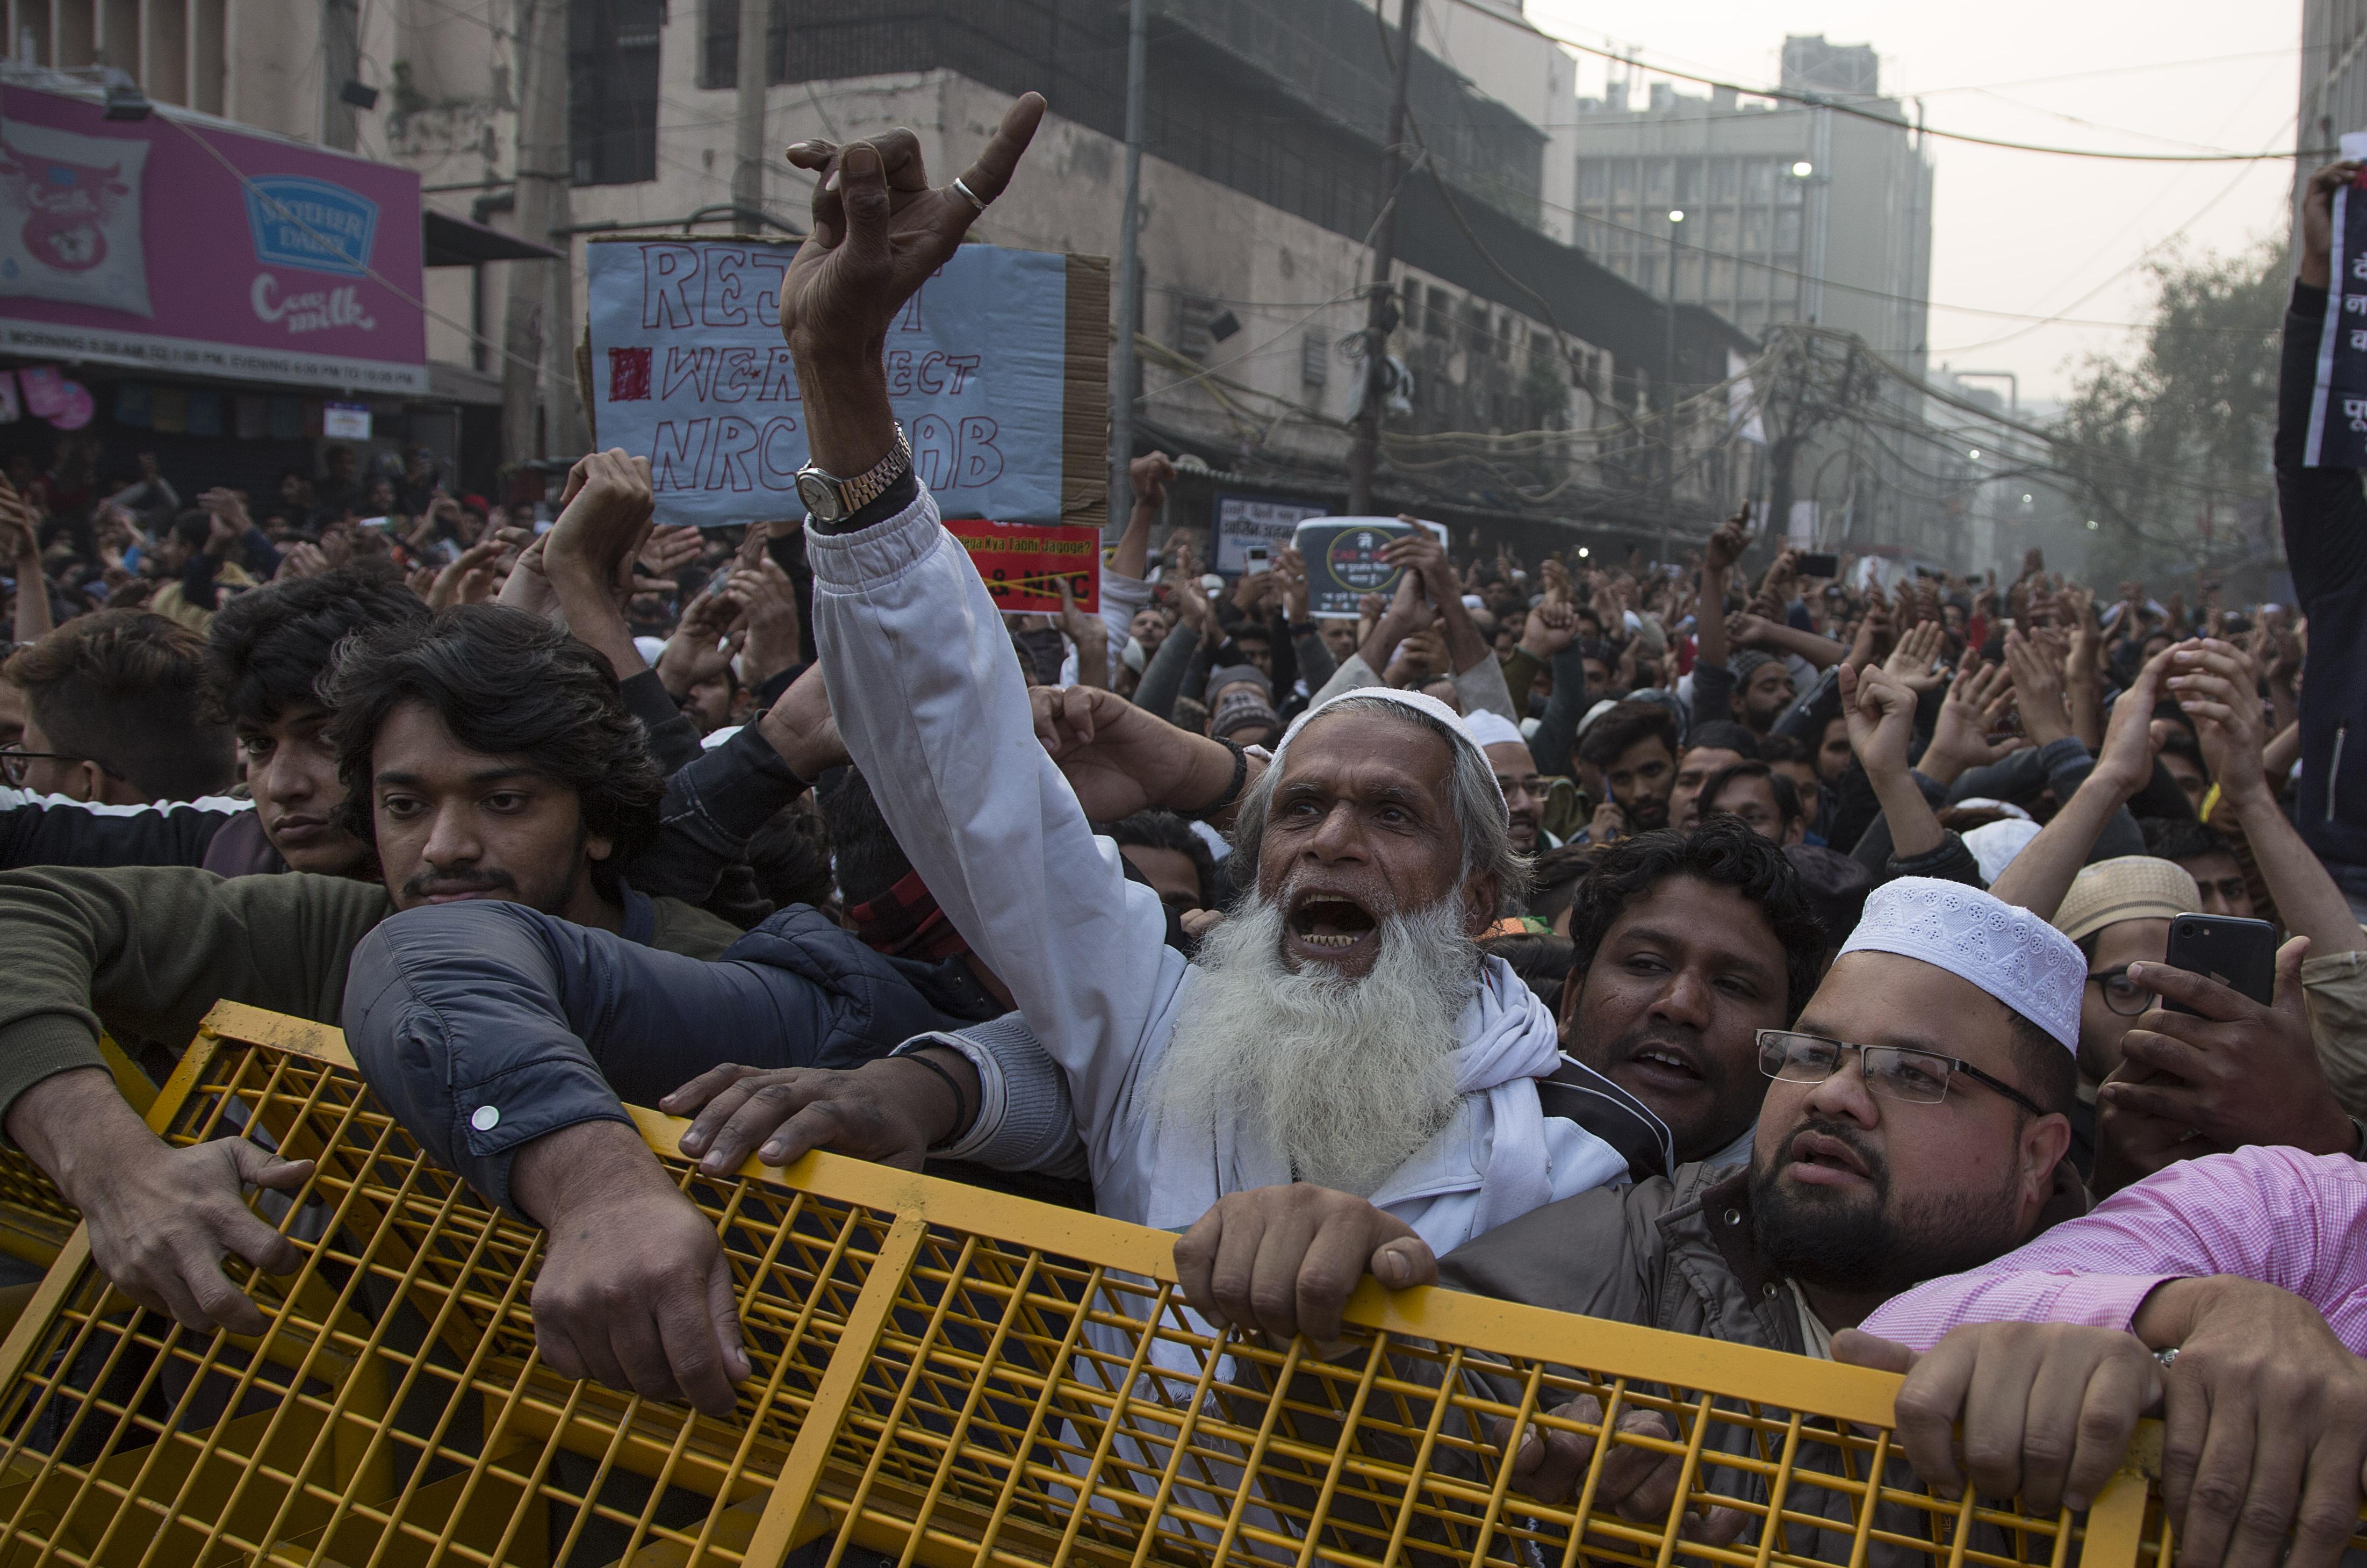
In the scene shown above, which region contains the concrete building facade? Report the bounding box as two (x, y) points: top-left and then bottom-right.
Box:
(0, 0), (1762, 545)
(1565, 34), (1933, 378)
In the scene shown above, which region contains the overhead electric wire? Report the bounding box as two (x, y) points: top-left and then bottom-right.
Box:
(1465, 0), (2326, 164)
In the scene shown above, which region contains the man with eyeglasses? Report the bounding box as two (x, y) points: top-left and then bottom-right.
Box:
(1177, 876), (2367, 1556)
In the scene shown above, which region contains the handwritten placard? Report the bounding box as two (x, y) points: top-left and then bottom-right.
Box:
(947, 518), (1099, 613)
(585, 238), (1085, 528)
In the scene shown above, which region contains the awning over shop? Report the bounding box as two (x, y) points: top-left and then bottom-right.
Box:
(423, 209), (559, 268)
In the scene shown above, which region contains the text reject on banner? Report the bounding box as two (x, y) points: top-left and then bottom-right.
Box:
(586, 238), (1070, 528)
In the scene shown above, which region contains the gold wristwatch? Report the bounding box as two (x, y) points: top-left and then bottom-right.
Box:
(794, 423), (912, 524)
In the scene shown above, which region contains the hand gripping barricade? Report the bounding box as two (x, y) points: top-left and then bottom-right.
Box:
(0, 1002), (2335, 1568)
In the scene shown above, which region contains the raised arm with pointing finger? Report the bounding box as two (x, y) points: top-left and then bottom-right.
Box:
(782, 96), (1192, 1186)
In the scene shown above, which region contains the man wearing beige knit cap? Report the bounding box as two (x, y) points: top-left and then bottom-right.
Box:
(2049, 855), (2199, 1085)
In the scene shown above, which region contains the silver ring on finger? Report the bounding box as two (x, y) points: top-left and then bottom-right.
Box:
(951, 176), (989, 213)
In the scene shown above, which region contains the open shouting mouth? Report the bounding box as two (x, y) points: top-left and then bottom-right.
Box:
(1285, 890), (1380, 966)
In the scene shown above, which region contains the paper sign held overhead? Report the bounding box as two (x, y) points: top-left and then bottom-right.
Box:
(945, 519), (1099, 614)
(1291, 516), (1451, 618)
(586, 237), (1109, 532)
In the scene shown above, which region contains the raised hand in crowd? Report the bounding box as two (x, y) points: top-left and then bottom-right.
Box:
(1989, 645), (2176, 918)
(493, 525), (558, 618)
(538, 447), (658, 676)
(779, 93), (1045, 471)
(1840, 659), (1944, 858)
(637, 522), (703, 584)
(654, 584), (747, 699)
(1917, 656), (2020, 787)
(727, 553), (804, 693)
(1519, 600), (1579, 660)
(426, 538), (505, 609)
(2002, 628), (2073, 747)
(1883, 618), (1950, 693)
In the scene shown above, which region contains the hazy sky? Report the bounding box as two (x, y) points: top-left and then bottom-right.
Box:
(1520, 0), (2305, 404)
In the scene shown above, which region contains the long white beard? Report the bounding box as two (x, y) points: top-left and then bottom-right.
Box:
(1152, 892), (1481, 1196)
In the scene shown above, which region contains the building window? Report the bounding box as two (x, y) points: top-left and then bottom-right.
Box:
(701, 0), (785, 90)
(571, 0), (662, 186)
(1301, 330), (1330, 388)
(1426, 287), (1451, 339)
(1172, 293), (1216, 361)
(1402, 276), (1422, 334)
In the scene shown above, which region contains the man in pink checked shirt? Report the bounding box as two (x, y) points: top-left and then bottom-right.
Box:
(1841, 1141), (2367, 1568)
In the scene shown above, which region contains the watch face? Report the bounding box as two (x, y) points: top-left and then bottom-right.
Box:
(795, 470), (843, 522)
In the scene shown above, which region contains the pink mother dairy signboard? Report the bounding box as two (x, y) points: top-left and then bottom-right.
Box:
(0, 85), (425, 393)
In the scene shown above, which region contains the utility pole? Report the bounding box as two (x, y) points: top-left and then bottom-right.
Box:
(1347, 0), (1419, 516)
(502, 0), (567, 469)
(1109, 0), (1148, 536)
(1660, 206), (1684, 564)
(731, 0), (768, 225)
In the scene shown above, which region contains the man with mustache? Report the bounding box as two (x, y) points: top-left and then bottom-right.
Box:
(1557, 818), (1825, 1171)
(339, 96), (1667, 1415)
(0, 588), (940, 1342)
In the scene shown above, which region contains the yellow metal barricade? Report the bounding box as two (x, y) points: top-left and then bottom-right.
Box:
(0, 1002), (2254, 1568)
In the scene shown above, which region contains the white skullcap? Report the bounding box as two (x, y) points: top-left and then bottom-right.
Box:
(1953, 797), (2033, 822)
(1961, 818), (2044, 886)
(1270, 686), (1506, 822)
(1462, 710), (1528, 753)
(1837, 876), (2083, 1049)
(633, 635), (668, 667)
(1574, 697), (1621, 742)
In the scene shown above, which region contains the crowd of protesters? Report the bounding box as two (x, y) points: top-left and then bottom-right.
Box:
(6, 97), (2367, 1565)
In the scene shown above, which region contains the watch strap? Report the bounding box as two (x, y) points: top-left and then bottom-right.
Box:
(834, 423), (913, 514)
(810, 465), (918, 537)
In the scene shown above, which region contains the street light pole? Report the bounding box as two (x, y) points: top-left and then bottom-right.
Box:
(1660, 206), (1683, 565)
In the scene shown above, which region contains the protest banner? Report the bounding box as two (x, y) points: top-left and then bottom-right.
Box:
(584, 237), (1107, 528)
(2307, 134), (2367, 467)
(1292, 516), (1451, 616)
(946, 519), (1099, 613)
(1214, 493), (1327, 573)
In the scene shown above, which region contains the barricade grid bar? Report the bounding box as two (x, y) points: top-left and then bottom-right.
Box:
(0, 1001), (2302, 1568)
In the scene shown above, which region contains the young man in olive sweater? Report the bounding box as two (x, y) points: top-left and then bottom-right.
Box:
(0, 579), (898, 1336)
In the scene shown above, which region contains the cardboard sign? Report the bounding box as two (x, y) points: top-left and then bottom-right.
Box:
(1291, 516), (1450, 617)
(585, 237), (1111, 531)
(2309, 140), (2367, 467)
(947, 518), (1099, 613)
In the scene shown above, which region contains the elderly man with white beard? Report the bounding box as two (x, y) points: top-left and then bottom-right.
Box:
(331, 96), (1670, 1412)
